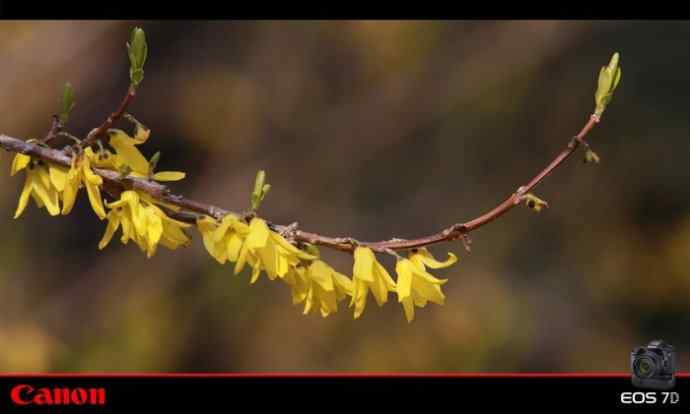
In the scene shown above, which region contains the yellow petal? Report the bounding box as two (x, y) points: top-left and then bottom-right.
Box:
(48, 165), (67, 192)
(308, 261), (335, 291)
(402, 297), (415, 323)
(412, 248), (458, 269)
(81, 159), (103, 186)
(61, 175), (80, 215)
(120, 214), (133, 244)
(152, 171), (186, 181)
(36, 166), (51, 190)
(201, 230), (225, 264)
(31, 173), (60, 216)
(245, 218), (270, 249)
(99, 214), (121, 250)
(31, 192), (45, 208)
(353, 247), (375, 282)
(395, 260), (413, 301)
(374, 260), (396, 289)
(84, 180), (106, 219)
(275, 249), (290, 278)
(161, 222), (191, 248)
(333, 272), (353, 297)
(258, 244), (278, 280)
(11, 154), (31, 176)
(249, 260), (262, 284)
(410, 263), (447, 285)
(318, 287), (338, 316)
(270, 231), (318, 261)
(146, 210), (163, 258)
(412, 278), (446, 305)
(234, 243), (249, 275)
(109, 130), (150, 175)
(303, 286), (315, 315)
(227, 233), (243, 262)
(352, 280), (369, 319)
(14, 173), (33, 218)
(212, 216), (232, 242)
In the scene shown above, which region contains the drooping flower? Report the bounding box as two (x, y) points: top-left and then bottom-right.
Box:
(61, 148), (106, 219)
(99, 190), (191, 257)
(233, 217), (317, 283)
(196, 214), (249, 264)
(108, 128), (185, 182)
(12, 154), (64, 218)
(286, 260), (353, 317)
(395, 248), (457, 323)
(351, 246), (397, 319)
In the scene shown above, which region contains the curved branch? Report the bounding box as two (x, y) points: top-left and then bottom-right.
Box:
(0, 113), (600, 254)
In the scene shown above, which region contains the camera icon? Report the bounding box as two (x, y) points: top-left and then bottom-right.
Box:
(631, 339), (676, 390)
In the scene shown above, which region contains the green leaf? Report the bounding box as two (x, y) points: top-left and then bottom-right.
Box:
(127, 27), (148, 87)
(584, 149), (601, 164)
(149, 151), (161, 174)
(594, 52), (622, 116)
(59, 82), (76, 123)
(523, 193), (549, 213)
(130, 68), (144, 87)
(250, 170), (270, 211)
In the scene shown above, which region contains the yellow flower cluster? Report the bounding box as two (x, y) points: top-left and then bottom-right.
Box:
(10, 124), (189, 258)
(99, 190), (191, 258)
(197, 215), (459, 322)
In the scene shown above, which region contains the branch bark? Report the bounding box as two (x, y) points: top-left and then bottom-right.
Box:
(0, 113), (600, 254)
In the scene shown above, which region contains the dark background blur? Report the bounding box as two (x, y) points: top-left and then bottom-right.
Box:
(0, 21), (689, 371)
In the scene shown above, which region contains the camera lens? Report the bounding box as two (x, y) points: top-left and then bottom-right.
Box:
(634, 356), (656, 378)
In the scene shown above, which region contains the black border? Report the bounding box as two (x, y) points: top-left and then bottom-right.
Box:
(0, 1), (689, 19)
(0, 373), (688, 411)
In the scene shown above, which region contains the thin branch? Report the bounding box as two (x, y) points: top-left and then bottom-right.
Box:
(81, 86), (136, 147)
(42, 115), (63, 144)
(0, 113), (600, 254)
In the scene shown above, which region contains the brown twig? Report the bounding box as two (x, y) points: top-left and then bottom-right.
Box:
(42, 115), (63, 144)
(81, 86), (136, 147)
(0, 112), (601, 255)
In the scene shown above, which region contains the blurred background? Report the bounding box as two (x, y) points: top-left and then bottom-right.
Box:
(0, 20), (689, 372)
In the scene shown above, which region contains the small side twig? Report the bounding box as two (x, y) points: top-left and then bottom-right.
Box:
(81, 86), (136, 147)
(42, 115), (63, 144)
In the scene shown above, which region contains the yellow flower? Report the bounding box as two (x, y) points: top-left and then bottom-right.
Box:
(395, 248), (457, 323)
(109, 128), (150, 175)
(286, 260), (353, 317)
(99, 190), (191, 257)
(108, 128), (185, 182)
(196, 214), (249, 264)
(12, 154), (64, 218)
(234, 217), (317, 283)
(351, 246), (397, 319)
(283, 265), (310, 305)
(61, 148), (106, 219)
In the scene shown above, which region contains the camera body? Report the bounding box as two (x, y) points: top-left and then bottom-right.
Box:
(631, 340), (676, 390)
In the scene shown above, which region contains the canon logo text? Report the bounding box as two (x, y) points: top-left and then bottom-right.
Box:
(10, 384), (106, 406)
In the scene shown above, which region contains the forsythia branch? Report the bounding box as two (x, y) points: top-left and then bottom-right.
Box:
(0, 112), (600, 254)
(0, 27), (621, 321)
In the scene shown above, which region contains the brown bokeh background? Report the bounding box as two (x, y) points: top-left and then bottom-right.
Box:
(0, 21), (689, 371)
